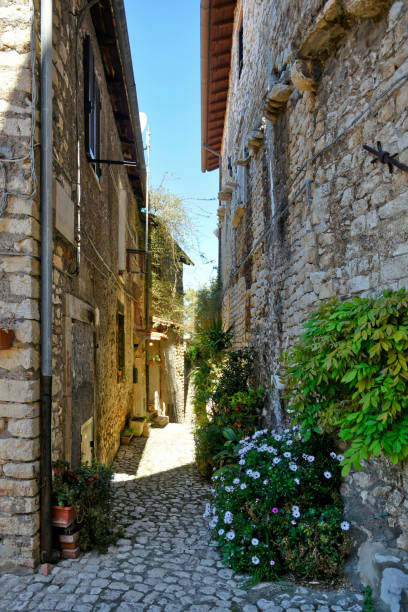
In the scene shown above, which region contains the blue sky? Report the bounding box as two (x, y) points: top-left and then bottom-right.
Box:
(124, 0), (220, 290)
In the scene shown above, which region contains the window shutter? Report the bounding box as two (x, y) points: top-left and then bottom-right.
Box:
(83, 35), (102, 178)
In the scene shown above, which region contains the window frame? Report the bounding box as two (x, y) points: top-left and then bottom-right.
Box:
(84, 35), (102, 180)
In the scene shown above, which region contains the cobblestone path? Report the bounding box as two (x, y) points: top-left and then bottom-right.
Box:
(0, 424), (365, 611)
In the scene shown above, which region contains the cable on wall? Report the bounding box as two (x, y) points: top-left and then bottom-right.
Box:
(0, 0), (38, 216)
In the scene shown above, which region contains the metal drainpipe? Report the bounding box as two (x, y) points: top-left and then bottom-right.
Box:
(40, 0), (53, 563)
(144, 128), (151, 412)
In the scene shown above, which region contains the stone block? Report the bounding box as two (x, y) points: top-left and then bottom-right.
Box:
(349, 275), (370, 293)
(7, 417), (40, 438)
(0, 379), (39, 403)
(0, 477), (38, 497)
(3, 461), (39, 479)
(0, 217), (40, 239)
(0, 402), (39, 419)
(378, 194), (407, 219)
(14, 237), (39, 256)
(13, 320), (40, 344)
(0, 512), (39, 536)
(0, 492), (39, 514)
(0, 255), (39, 275)
(291, 59), (320, 92)
(343, 0), (390, 18)
(10, 275), (40, 298)
(382, 255), (408, 281)
(0, 348), (39, 371)
(380, 567), (408, 612)
(0, 436), (39, 462)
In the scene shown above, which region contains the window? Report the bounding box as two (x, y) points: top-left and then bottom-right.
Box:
(238, 21), (244, 79)
(84, 36), (101, 178)
(117, 312), (125, 381)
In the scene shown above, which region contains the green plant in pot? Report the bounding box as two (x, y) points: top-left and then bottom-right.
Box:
(130, 416), (145, 437)
(120, 427), (133, 445)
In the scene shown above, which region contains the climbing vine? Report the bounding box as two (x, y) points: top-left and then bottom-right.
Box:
(282, 289), (408, 475)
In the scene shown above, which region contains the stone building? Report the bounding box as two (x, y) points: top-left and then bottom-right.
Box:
(201, 0), (408, 607)
(0, 0), (148, 571)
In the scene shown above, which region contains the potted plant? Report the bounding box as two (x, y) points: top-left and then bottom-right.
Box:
(129, 416), (145, 437)
(120, 426), (133, 445)
(0, 313), (15, 350)
(51, 481), (77, 527)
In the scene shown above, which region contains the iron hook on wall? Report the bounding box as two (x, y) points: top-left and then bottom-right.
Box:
(363, 141), (408, 174)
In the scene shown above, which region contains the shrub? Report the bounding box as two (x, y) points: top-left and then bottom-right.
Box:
(194, 422), (227, 479)
(52, 461), (122, 553)
(192, 346), (264, 478)
(282, 289), (408, 474)
(204, 428), (350, 581)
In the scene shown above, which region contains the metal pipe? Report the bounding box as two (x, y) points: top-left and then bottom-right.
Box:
(40, 0), (53, 564)
(144, 128), (151, 412)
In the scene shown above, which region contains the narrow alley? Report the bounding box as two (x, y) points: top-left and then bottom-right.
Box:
(0, 425), (365, 612)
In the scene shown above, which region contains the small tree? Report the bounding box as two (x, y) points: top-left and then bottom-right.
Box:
(149, 187), (193, 325)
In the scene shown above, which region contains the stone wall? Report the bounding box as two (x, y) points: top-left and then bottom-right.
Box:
(51, 0), (146, 469)
(0, 0), (146, 570)
(0, 0), (41, 571)
(217, 0), (408, 606)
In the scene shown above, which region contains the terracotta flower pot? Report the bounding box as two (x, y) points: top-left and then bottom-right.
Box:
(120, 434), (133, 445)
(0, 329), (14, 350)
(61, 546), (80, 559)
(59, 531), (80, 550)
(130, 421), (144, 436)
(51, 505), (76, 528)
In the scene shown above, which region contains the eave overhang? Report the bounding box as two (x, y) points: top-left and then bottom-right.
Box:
(201, 0), (237, 173)
(91, 0), (146, 201)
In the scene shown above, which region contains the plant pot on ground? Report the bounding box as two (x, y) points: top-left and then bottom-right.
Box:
(59, 530), (80, 549)
(129, 416), (145, 437)
(120, 427), (133, 445)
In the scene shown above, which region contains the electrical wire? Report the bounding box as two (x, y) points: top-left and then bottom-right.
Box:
(81, 226), (141, 304)
(222, 70), (408, 296)
(0, 0), (38, 216)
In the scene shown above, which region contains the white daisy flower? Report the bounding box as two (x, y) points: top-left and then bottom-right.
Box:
(224, 511), (233, 524)
(324, 471), (332, 479)
(251, 538), (259, 546)
(252, 556), (260, 565)
(340, 521), (350, 531)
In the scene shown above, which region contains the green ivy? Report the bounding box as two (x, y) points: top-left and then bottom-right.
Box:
(282, 289), (408, 475)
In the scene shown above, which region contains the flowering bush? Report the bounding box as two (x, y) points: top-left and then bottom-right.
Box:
(204, 427), (351, 581)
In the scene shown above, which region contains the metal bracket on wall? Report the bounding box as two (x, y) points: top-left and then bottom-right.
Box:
(363, 141), (408, 174)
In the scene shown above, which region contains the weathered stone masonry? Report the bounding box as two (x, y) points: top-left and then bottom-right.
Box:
(0, 0), (147, 571)
(203, 0), (408, 606)
(0, 0), (41, 572)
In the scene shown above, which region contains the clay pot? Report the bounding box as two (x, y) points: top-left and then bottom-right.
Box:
(0, 329), (14, 350)
(120, 434), (133, 445)
(61, 546), (80, 559)
(51, 505), (76, 528)
(130, 420), (144, 436)
(59, 531), (80, 550)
